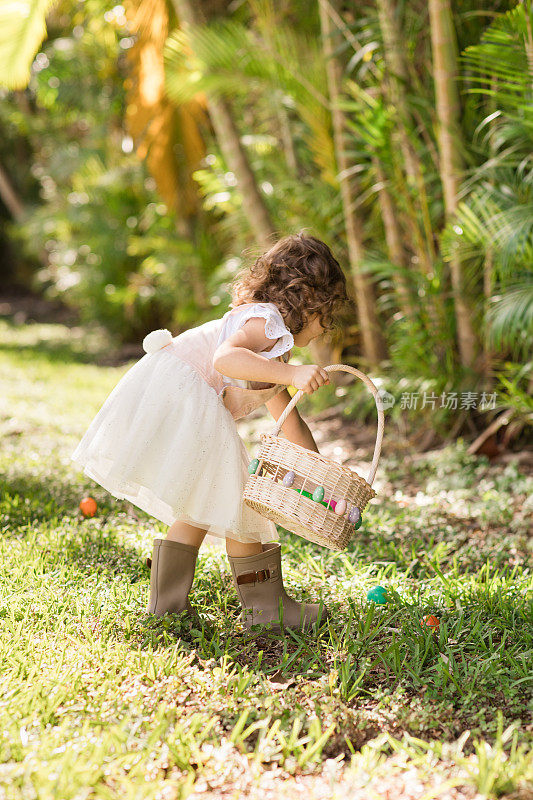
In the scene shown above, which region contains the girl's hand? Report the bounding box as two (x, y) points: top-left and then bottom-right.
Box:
(290, 364), (330, 394)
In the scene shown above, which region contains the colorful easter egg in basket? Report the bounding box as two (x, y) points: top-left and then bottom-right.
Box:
(312, 485), (325, 502)
(242, 364), (384, 551)
(348, 506), (361, 524)
(333, 498), (346, 516)
(282, 470), (295, 487)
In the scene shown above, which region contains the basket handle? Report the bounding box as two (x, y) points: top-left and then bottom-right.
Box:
(270, 364), (385, 487)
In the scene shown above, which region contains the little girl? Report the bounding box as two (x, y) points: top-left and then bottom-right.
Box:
(71, 232), (350, 631)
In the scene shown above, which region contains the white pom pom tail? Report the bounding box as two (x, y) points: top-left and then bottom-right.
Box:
(142, 329), (173, 354)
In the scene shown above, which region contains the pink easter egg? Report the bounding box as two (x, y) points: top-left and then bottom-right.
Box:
(325, 498), (336, 511)
(334, 498), (347, 516)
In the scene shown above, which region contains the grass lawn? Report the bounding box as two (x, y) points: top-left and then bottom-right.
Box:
(1, 316), (532, 800)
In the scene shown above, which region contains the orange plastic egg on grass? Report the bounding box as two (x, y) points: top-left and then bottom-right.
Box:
(421, 614), (440, 632)
(79, 496), (97, 517)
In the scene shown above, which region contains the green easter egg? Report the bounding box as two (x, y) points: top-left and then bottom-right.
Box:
(312, 486), (325, 502)
(354, 517), (363, 530)
(248, 458), (259, 474)
(366, 585), (388, 604)
(292, 487), (322, 502)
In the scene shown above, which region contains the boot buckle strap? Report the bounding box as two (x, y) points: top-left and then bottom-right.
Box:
(236, 568), (271, 586)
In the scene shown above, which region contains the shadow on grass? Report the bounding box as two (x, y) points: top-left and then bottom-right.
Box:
(3, 466), (531, 718)
(0, 330), (99, 367)
(0, 317), (141, 367)
(1, 469), (124, 528)
(0, 341), (92, 366)
(2, 467), (339, 681)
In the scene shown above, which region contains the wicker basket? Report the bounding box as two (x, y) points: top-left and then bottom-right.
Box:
(243, 364), (385, 550)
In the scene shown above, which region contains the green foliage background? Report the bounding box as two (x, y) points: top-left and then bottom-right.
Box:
(0, 0), (531, 437)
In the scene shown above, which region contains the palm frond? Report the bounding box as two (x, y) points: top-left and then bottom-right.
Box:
(493, 360), (533, 418)
(486, 282), (533, 359)
(342, 81), (392, 156)
(0, 0), (59, 89)
(462, 4), (533, 122)
(124, 0), (206, 215)
(164, 19), (328, 110)
(163, 17), (337, 184)
(442, 183), (533, 276)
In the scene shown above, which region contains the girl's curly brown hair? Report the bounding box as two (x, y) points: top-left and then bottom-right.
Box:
(230, 232), (350, 335)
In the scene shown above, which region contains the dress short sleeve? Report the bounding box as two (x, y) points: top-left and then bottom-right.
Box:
(217, 302), (294, 360)
(215, 302), (294, 388)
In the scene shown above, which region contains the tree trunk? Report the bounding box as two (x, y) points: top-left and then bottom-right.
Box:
(375, 0), (416, 181)
(481, 248), (495, 383)
(276, 97), (299, 175)
(428, 0), (477, 368)
(318, 0), (386, 366)
(373, 157), (414, 320)
(171, 0), (275, 250)
(375, 0), (436, 271)
(177, 214), (210, 310)
(480, 78), (499, 385)
(0, 162), (25, 220)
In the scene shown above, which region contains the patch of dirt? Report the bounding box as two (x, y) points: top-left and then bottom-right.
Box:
(0, 288), (79, 326)
(187, 758), (482, 800)
(0, 289), (146, 366)
(311, 409), (532, 472)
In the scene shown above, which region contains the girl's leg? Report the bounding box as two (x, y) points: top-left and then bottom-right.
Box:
(166, 519), (207, 547)
(226, 537), (263, 557)
(147, 521), (204, 616)
(226, 541), (328, 630)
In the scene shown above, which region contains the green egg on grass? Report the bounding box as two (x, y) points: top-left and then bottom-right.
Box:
(366, 585), (388, 604)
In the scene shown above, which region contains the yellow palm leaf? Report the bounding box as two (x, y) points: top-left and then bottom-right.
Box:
(123, 0), (207, 215)
(0, 0), (59, 89)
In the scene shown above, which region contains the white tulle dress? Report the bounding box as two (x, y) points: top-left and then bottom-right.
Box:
(70, 302), (294, 544)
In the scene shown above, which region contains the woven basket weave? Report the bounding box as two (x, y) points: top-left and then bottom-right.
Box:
(243, 364), (385, 550)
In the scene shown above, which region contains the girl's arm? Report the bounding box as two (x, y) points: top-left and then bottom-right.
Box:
(213, 318), (323, 452)
(265, 389), (320, 453)
(213, 318), (329, 393)
(213, 319), (296, 386)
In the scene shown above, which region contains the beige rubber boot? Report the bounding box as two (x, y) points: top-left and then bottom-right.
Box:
(146, 538), (199, 616)
(227, 542), (328, 631)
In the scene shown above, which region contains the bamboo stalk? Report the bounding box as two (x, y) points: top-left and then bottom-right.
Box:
(171, 0), (276, 250)
(373, 157), (414, 320)
(0, 162), (25, 220)
(318, 0), (386, 366)
(428, 0), (477, 368)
